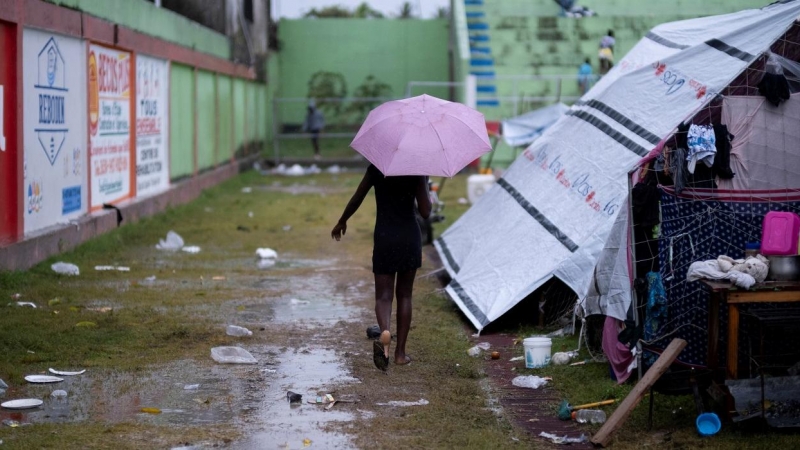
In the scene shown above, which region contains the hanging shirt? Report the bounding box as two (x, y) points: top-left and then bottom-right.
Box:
(686, 124), (716, 174)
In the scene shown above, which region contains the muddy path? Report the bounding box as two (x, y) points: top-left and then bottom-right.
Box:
(0, 173), (526, 449)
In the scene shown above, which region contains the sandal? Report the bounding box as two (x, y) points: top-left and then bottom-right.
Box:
(373, 340), (389, 372)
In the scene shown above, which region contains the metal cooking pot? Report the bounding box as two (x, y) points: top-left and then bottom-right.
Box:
(766, 255), (800, 281)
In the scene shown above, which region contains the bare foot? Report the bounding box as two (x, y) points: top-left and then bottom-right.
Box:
(380, 330), (391, 358)
(395, 355), (412, 366)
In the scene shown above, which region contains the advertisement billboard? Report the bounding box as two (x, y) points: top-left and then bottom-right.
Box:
(135, 55), (169, 197)
(22, 29), (87, 235)
(88, 43), (133, 209)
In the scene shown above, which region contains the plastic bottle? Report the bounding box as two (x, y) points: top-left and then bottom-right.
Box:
(226, 325), (253, 337)
(573, 409), (607, 424)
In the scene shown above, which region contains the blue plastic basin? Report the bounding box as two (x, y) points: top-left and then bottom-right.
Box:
(696, 412), (721, 436)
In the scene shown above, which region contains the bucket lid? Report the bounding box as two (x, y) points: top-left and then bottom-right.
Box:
(523, 336), (551, 344)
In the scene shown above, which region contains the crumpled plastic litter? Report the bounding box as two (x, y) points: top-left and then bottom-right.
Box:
(51, 262), (79, 276)
(257, 259), (276, 269)
(467, 342), (491, 357)
(376, 399), (429, 407)
(551, 351), (577, 365)
(226, 325), (253, 337)
(15, 302), (36, 308)
(241, 187), (252, 193)
(181, 246), (201, 254)
(326, 165), (342, 174)
(94, 265), (130, 272)
(0, 378), (7, 397)
(50, 390), (67, 398)
(210, 346), (258, 364)
(538, 432), (588, 445)
(512, 375), (550, 389)
(183, 384), (200, 390)
(256, 248), (278, 259)
(285, 164), (305, 176)
(156, 231), (184, 250)
(290, 298), (310, 305)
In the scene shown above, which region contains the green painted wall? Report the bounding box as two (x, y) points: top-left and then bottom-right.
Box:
(196, 70), (216, 170)
(277, 19), (450, 123)
(46, 0), (230, 59)
(170, 64), (195, 179)
(217, 75), (233, 162)
(233, 79), (246, 151)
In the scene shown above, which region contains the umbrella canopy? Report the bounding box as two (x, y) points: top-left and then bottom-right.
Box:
(350, 94), (492, 177)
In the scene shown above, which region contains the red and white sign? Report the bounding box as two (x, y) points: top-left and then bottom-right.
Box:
(88, 44), (133, 209)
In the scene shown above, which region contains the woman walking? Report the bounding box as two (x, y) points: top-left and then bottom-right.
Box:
(332, 164), (431, 370)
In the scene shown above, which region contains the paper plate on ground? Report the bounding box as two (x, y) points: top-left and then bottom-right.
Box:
(1, 399), (44, 409)
(24, 375), (64, 384)
(49, 368), (86, 376)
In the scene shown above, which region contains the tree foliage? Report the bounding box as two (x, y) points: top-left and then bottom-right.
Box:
(397, 2), (415, 19)
(307, 71), (348, 116)
(354, 2), (384, 18)
(346, 75), (393, 122)
(303, 5), (352, 18)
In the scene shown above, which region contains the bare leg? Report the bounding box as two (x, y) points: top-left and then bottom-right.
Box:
(375, 273), (395, 357)
(394, 269), (416, 364)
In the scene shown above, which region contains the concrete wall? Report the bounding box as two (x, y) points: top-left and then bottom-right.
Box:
(45, 0), (231, 59)
(277, 19), (450, 123)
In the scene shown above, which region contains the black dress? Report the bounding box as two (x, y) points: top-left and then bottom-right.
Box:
(368, 165), (423, 274)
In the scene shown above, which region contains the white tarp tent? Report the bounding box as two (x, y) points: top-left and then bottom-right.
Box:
(435, 1), (800, 331)
(501, 103), (570, 147)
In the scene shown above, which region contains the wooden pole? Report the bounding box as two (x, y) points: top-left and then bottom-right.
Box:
(590, 338), (687, 447)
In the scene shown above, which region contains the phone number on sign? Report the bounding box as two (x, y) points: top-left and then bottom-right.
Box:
(94, 156), (129, 176)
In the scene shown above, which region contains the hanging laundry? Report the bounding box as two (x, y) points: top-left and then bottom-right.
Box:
(686, 124), (716, 174)
(644, 272), (668, 341)
(711, 123), (735, 179)
(759, 53), (791, 107)
(669, 147), (687, 194)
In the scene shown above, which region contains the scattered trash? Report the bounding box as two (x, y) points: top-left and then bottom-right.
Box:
(94, 265), (130, 272)
(257, 259), (276, 269)
(24, 375), (64, 384)
(182, 246), (201, 254)
(376, 399), (429, 407)
(51, 262), (79, 276)
(2, 420), (20, 427)
(144, 275), (157, 282)
(2, 399), (43, 410)
(241, 187), (252, 193)
(10, 293), (20, 300)
(538, 432), (588, 445)
(547, 325), (574, 337)
(511, 375), (551, 389)
(86, 307), (112, 313)
(287, 391), (303, 403)
(50, 390), (68, 398)
(261, 368), (277, 374)
(290, 298), (310, 305)
(183, 384), (200, 390)
(15, 302), (36, 308)
(467, 342), (491, 357)
(75, 321), (98, 328)
(256, 248), (278, 259)
(282, 225), (292, 232)
(366, 325), (381, 339)
(326, 165), (342, 174)
(491, 351), (501, 360)
(212, 276), (226, 281)
(226, 325), (253, 337)
(457, 197), (468, 204)
(141, 407), (162, 414)
(285, 164), (305, 176)
(156, 231), (184, 250)
(510, 356), (524, 362)
(558, 399), (616, 421)
(551, 351), (577, 365)
(0, 378), (7, 394)
(303, 438), (312, 447)
(574, 409), (607, 424)
(49, 368), (86, 376)
(48, 298), (61, 306)
(210, 346), (258, 364)
(248, 211), (254, 218)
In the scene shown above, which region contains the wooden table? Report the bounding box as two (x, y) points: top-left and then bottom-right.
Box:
(702, 280), (800, 379)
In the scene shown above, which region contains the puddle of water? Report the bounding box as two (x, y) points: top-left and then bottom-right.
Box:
(234, 346), (360, 450)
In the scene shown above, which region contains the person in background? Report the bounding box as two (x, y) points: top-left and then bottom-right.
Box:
(331, 165), (431, 371)
(598, 29), (616, 75)
(303, 99), (325, 160)
(578, 58), (593, 95)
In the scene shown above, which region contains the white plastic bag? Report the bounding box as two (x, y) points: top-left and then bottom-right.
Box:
(255, 248), (278, 259)
(467, 342), (491, 357)
(511, 375), (549, 389)
(156, 231), (184, 250)
(51, 262), (80, 276)
(226, 325), (253, 337)
(210, 346), (257, 364)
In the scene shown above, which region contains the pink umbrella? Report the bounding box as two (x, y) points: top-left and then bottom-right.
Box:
(350, 94), (492, 177)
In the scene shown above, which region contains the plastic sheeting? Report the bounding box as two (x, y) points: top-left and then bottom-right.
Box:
(501, 103), (570, 148)
(435, 1), (800, 331)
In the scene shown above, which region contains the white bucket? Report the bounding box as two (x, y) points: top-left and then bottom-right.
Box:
(523, 337), (552, 369)
(467, 174), (496, 204)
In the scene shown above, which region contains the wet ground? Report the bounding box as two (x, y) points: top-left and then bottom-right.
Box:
(1, 253), (374, 449)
